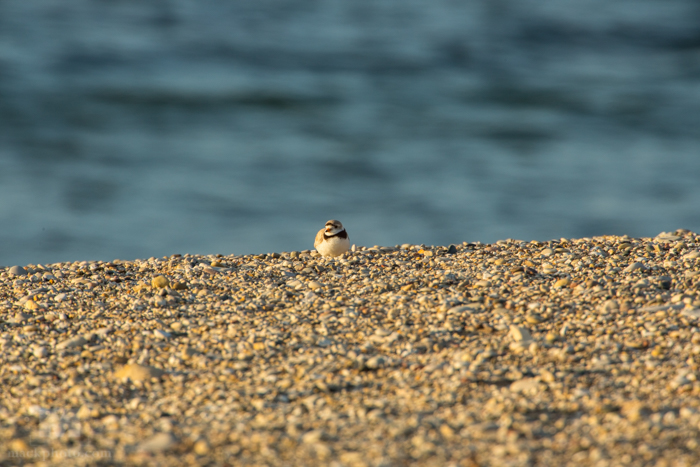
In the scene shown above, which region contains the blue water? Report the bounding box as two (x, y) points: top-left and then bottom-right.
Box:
(1, 1), (700, 265)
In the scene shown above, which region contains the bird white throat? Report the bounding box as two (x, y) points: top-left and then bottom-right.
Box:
(314, 220), (350, 257)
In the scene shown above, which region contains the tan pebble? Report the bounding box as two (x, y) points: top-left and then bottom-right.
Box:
(625, 339), (645, 349)
(509, 341), (528, 353)
(529, 341), (540, 353)
(526, 314), (543, 324)
(138, 432), (177, 453)
(171, 282), (188, 290)
(624, 262), (646, 273)
(439, 424), (455, 439)
(671, 293), (686, 304)
(509, 325), (533, 343)
(102, 415), (119, 428)
(56, 336), (87, 350)
(113, 363), (165, 382)
(7, 438), (30, 452)
(365, 356), (386, 369)
(302, 430), (323, 444)
(23, 300), (40, 311)
(308, 281), (323, 290)
(621, 401), (648, 423)
(193, 439), (210, 455)
(510, 377), (540, 393)
(152, 275), (169, 288)
(448, 305), (479, 314)
(277, 379), (293, 390)
(340, 451), (365, 465)
(32, 345), (48, 358)
(77, 404), (96, 420)
(553, 278), (570, 288)
(599, 299), (619, 313)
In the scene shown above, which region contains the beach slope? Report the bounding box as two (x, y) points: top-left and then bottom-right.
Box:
(2, 230), (700, 465)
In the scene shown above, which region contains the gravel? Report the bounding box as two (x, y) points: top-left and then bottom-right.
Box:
(2, 229), (700, 465)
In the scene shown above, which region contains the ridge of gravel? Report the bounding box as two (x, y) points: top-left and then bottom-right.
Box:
(2, 229), (700, 466)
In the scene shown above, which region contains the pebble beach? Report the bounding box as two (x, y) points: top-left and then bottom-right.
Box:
(2, 230), (700, 466)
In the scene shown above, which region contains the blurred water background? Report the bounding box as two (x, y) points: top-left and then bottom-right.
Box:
(1, 1), (700, 265)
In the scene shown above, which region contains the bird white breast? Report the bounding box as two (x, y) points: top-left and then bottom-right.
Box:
(316, 235), (350, 257)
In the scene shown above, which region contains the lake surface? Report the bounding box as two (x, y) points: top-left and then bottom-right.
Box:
(1, 0), (700, 265)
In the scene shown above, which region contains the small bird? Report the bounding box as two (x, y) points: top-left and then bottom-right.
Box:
(314, 219), (350, 257)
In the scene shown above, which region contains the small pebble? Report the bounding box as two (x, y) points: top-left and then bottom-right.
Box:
(152, 275), (170, 288)
(54, 293), (68, 302)
(113, 363), (165, 382)
(682, 250), (699, 260)
(154, 329), (171, 340)
(8, 265), (27, 276)
(624, 262), (646, 273)
(541, 248), (555, 257)
(32, 345), (48, 358)
(138, 432), (177, 453)
(510, 377), (540, 393)
(56, 336), (87, 350)
(509, 325), (533, 343)
(23, 300), (40, 311)
(194, 439), (210, 455)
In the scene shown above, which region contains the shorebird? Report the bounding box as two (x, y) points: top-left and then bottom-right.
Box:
(314, 220), (350, 257)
